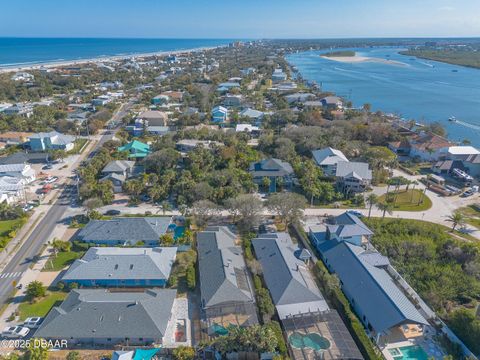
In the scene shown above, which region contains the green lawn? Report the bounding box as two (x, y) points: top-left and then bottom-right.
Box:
(378, 189), (432, 211)
(0, 218), (26, 250)
(42, 251), (83, 272)
(457, 205), (480, 229)
(68, 138), (89, 155)
(17, 291), (67, 320)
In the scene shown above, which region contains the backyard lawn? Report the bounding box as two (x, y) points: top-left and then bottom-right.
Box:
(17, 291), (66, 320)
(378, 189), (432, 211)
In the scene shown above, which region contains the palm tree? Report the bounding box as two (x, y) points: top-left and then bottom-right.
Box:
(366, 193), (378, 218)
(446, 212), (465, 231)
(377, 201), (394, 219)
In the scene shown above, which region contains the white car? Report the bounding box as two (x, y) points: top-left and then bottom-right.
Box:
(44, 176), (58, 184)
(23, 317), (43, 329)
(2, 326), (30, 338)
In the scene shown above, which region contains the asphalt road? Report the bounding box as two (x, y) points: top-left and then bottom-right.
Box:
(0, 100), (135, 306)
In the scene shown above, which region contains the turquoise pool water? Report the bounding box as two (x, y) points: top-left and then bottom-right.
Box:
(288, 332), (331, 351)
(388, 345), (428, 360)
(168, 224), (185, 240)
(174, 225), (185, 240)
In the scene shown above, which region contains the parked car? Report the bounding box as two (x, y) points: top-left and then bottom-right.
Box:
(23, 317), (43, 329)
(2, 326), (30, 338)
(44, 176), (58, 184)
(104, 209), (121, 216)
(22, 204), (33, 212)
(139, 194), (151, 202)
(42, 164), (53, 170)
(461, 189), (475, 197)
(347, 210), (363, 217)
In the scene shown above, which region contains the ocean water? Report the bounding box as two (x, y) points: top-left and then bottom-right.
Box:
(0, 38), (235, 68)
(287, 47), (480, 146)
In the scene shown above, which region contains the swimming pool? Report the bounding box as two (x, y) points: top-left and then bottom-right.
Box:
(288, 332), (331, 351)
(168, 224), (185, 240)
(388, 345), (428, 360)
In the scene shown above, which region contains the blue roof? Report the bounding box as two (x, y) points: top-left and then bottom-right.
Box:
(320, 241), (429, 334)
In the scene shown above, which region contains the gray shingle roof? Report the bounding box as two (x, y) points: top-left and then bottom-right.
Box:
(327, 212), (374, 238)
(77, 217), (172, 245)
(252, 233), (329, 319)
(321, 241), (428, 333)
(102, 160), (135, 174)
(29, 131), (75, 145)
(312, 147), (349, 166)
(62, 247), (177, 282)
(198, 226), (255, 308)
(249, 158), (294, 178)
(335, 161), (372, 180)
(35, 289), (176, 340)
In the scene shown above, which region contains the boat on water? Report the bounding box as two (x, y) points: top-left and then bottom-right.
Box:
(452, 69), (459, 73)
(449, 116), (457, 122)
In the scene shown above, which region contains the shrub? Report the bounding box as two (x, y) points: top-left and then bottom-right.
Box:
(186, 265), (196, 290)
(26, 281), (46, 299)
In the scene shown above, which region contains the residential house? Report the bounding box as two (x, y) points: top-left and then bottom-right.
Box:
(335, 161), (372, 193)
(432, 160), (465, 175)
(151, 95), (170, 105)
(29, 131), (75, 152)
(249, 158), (294, 192)
(11, 72), (34, 82)
(310, 213), (373, 249)
(100, 160), (135, 192)
(3, 104), (33, 117)
(91, 95), (112, 106)
(35, 289), (177, 346)
(211, 106), (228, 124)
(0, 132), (33, 146)
(0, 163), (36, 184)
(275, 81), (298, 92)
(117, 140), (151, 159)
(272, 69), (287, 83)
(284, 93), (315, 104)
(176, 139), (223, 153)
(240, 67), (255, 76)
(160, 91), (184, 102)
(61, 247), (176, 287)
(239, 108), (264, 125)
(0, 152), (49, 165)
(137, 110), (168, 127)
(76, 217), (172, 246)
(0, 177), (25, 204)
(252, 232), (329, 319)
(312, 147), (349, 176)
(198, 227), (258, 328)
(446, 146), (480, 161)
(320, 96), (343, 109)
(217, 82), (240, 92)
(223, 95), (243, 108)
(309, 216), (430, 343)
(235, 124), (260, 136)
(389, 133), (453, 161)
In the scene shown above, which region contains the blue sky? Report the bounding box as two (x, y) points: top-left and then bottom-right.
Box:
(0, 0), (479, 38)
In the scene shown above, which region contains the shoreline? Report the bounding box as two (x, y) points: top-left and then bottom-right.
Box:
(321, 55), (407, 66)
(0, 45), (221, 74)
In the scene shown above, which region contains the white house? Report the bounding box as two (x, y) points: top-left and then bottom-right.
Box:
(211, 106), (228, 123)
(0, 164), (36, 184)
(312, 147), (349, 176)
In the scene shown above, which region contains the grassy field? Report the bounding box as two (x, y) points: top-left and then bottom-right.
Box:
(68, 138), (89, 155)
(457, 205), (480, 229)
(18, 291), (67, 320)
(0, 218), (26, 250)
(378, 189), (432, 211)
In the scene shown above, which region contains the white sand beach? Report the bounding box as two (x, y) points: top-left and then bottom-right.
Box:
(321, 55), (407, 66)
(0, 45), (220, 74)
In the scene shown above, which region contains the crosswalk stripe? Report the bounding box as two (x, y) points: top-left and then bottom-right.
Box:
(0, 271), (24, 279)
